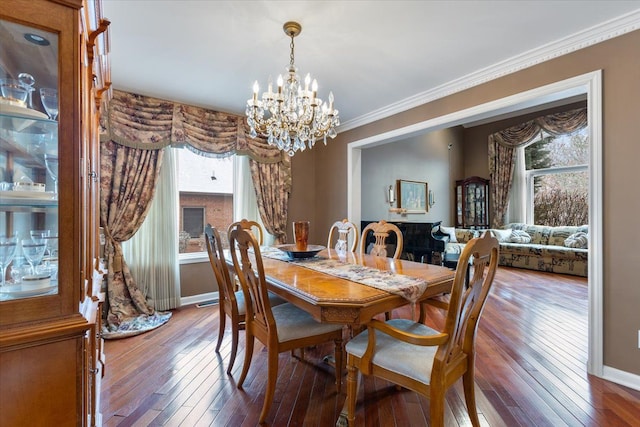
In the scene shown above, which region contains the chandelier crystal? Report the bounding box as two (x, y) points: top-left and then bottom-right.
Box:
(246, 21), (339, 156)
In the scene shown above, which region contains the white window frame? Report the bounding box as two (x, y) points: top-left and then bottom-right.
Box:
(524, 164), (588, 224)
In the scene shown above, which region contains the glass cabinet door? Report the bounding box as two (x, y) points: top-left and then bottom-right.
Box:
(455, 176), (489, 228)
(0, 19), (59, 301)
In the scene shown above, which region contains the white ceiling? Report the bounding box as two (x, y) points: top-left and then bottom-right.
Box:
(102, 1), (640, 131)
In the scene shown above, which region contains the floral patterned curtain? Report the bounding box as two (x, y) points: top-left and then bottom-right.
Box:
(100, 140), (169, 336)
(102, 90), (285, 163)
(249, 157), (292, 244)
(99, 90), (291, 336)
(488, 107), (587, 227)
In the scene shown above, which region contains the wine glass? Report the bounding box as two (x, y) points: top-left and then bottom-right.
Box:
(21, 239), (46, 275)
(30, 229), (51, 255)
(0, 234), (18, 287)
(39, 87), (58, 120)
(43, 232), (58, 258)
(44, 154), (59, 194)
(18, 73), (35, 109)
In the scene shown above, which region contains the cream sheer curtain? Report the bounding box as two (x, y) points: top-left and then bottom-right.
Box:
(234, 155), (275, 246)
(506, 146), (527, 224)
(122, 147), (181, 311)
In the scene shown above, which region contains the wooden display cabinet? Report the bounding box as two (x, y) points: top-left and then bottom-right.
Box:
(455, 176), (489, 229)
(0, 1), (110, 425)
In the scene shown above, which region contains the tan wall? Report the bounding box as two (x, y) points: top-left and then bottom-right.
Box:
(288, 29), (640, 375)
(180, 261), (217, 298)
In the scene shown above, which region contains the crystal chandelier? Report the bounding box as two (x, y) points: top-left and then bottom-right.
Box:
(246, 21), (339, 156)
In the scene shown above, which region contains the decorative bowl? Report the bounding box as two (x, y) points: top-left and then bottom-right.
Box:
(0, 78), (29, 104)
(276, 244), (325, 259)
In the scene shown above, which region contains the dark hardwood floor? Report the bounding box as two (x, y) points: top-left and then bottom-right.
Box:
(101, 267), (640, 426)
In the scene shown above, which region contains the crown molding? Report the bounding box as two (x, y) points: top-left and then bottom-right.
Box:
(339, 9), (640, 133)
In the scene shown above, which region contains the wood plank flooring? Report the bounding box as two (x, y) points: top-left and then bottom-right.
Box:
(101, 267), (640, 426)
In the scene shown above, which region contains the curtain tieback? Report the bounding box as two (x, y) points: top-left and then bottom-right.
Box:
(113, 254), (123, 273)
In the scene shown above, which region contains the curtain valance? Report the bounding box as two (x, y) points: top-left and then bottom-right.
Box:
(491, 107), (587, 148)
(100, 89), (284, 164)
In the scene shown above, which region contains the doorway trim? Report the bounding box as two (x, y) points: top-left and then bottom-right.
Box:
(347, 70), (603, 377)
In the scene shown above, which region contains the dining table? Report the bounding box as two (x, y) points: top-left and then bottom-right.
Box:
(226, 245), (456, 426)
(254, 247), (455, 327)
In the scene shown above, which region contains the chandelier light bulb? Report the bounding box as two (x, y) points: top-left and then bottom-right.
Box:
(277, 75), (283, 92)
(246, 21), (340, 156)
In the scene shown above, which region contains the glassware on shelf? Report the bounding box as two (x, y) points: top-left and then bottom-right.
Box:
(39, 87), (58, 120)
(30, 229), (50, 243)
(18, 73), (36, 108)
(10, 259), (30, 284)
(0, 78), (29, 105)
(36, 260), (58, 281)
(21, 239), (46, 275)
(44, 153), (59, 194)
(0, 234), (19, 287)
(43, 232), (58, 258)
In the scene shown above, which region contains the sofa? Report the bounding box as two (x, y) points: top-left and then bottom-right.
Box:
(438, 223), (589, 277)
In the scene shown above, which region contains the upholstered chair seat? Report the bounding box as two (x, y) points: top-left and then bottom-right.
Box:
(345, 318), (439, 385)
(271, 303), (344, 343)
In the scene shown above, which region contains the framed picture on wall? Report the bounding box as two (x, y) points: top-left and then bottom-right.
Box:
(397, 179), (428, 213)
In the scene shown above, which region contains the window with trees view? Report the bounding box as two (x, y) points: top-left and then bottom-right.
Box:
(524, 127), (588, 226)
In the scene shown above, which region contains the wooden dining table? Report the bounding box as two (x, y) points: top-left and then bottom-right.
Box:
(226, 246), (455, 426)
(231, 247), (455, 328)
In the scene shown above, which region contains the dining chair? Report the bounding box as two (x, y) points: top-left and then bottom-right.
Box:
(344, 231), (499, 427)
(204, 224), (284, 375)
(359, 220), (403, 259)
(360, 220), (404, 320)
(204, 224), (245, 375)
(228, 218), (264, 245)
(327, 218), (359, 253)
(229, 223), (345, 424)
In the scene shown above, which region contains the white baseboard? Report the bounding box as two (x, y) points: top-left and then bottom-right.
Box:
(181, 291), (219, 307)
(603, 365), (640, 391)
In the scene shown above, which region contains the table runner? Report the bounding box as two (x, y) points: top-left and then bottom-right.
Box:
(259, 247), (428, 303)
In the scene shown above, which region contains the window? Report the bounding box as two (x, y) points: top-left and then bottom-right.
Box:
(177, 148), (234, 253)
(523, 127), (588, 226)
(182, 207), (204, 238)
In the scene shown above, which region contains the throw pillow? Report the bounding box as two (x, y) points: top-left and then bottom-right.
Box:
(509, 229), (532, 244)
(564, 232), (588, 249)
(490, 228), (513, 243)
(440, 226), (457, 243)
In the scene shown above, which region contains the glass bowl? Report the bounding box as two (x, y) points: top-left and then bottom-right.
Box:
(0, 78), (29, 105)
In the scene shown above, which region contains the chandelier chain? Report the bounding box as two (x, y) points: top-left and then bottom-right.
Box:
(290, 35), (295, 68)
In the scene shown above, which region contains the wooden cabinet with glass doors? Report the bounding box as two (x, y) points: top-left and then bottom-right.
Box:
(455, 176), (490, 229)
(0, 0), (110, 425)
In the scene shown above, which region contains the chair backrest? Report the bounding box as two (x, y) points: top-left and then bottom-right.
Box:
(228, 223), (276, 339)
(434, 231), (499, 373)
(204, 224), (238, 311)
(327, 218), (359, 253)
(228, 219), (264, 245)
(359, 220), (403, 259)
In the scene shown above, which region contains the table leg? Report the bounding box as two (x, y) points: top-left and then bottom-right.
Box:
(336, 370), (361, 426)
